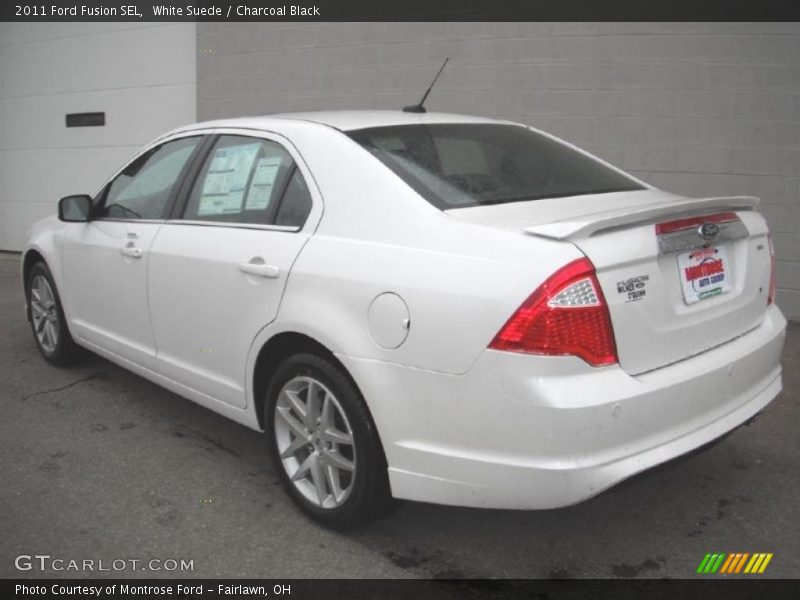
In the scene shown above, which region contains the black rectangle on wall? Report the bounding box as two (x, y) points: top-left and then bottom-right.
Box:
(66, 112), (105, 127)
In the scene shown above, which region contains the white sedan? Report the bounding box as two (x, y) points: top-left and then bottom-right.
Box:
(23, 111), (786, 528)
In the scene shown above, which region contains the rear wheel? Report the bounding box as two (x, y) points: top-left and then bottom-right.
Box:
(26, 261), (82, 365)
(265, 352), (397, 528)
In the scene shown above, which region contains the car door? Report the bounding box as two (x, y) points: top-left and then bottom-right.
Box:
(146, 131), (321, 409)
(60, 134), (204, 369)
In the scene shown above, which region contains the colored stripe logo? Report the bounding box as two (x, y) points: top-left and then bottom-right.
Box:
(696, 552), (773, 574)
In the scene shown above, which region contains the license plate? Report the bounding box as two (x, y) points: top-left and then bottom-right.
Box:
(677, 245), (731, 304)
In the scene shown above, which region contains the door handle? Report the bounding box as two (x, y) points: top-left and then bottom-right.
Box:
(120, 243), (143, 259)
(239, 258), (279, 279)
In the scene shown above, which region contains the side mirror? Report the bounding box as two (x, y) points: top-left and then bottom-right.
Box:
(58, 194), (93, 222)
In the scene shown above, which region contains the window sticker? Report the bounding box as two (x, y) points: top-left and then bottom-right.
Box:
(245, 156), (282, 210)
(197, 143), (261, 216)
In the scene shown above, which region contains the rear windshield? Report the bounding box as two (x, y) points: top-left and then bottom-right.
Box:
(347, 124), (644, 209)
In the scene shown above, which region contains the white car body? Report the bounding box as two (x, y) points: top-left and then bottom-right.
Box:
(23, 110), (786, 510)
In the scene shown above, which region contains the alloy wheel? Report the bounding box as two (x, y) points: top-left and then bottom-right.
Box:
(273, 375), (356, 509)
(30, 275), (59, 354)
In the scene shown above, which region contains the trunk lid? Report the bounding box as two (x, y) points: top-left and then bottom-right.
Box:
(447, 190), (773, 374)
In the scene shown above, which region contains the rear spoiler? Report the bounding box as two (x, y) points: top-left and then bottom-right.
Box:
(524, 196), (760, 240)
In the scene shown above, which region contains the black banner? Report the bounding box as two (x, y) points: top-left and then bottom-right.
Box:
(3, 0), (800, 22)
(5, 579), (800, 600)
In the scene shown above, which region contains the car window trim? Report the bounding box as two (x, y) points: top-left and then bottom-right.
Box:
(163, 219), (301, 233)
(169, 134), (219, 221)
(269, 163), (299, 225)
(88, 218), (169, 225)
(261, 146), (296, 226)
(93, 134), (207, 223)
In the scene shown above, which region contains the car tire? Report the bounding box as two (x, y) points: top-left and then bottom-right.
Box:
(264, 352), (398, 529)
(26, 261), (82, 366)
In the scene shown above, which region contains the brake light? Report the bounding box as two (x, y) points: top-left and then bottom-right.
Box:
(489, 258), (618, 366)
(768, 233), (777, 305)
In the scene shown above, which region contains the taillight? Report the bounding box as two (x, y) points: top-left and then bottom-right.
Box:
(767, 233), (777, 305)
(489, 258), (618, 367)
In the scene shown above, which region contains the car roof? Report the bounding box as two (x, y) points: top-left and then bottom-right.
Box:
(171, 110), (509, 135)
(273, 110), (506, 131)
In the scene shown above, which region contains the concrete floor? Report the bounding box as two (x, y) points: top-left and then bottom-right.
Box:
(1, 253), (798, 579)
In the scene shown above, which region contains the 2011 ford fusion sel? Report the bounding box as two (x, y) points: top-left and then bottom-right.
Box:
(22, 110), (786, 528)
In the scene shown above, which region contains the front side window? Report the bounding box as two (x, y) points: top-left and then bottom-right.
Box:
(347, 124), (644, 210)
(182, 135), (297, 225)
(99, 137), (200, 220)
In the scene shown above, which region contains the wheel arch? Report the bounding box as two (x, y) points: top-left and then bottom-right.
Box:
(22, 248), (47, 320)
(252, 331), (382, 449)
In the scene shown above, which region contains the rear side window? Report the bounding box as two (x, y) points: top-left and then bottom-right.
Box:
(275, 168), (313, 227)
(347, 124), (644, 209)
(182, 135), (296, 225)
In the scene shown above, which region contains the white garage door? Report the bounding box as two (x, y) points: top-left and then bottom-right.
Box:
(0, 23), (197, 251)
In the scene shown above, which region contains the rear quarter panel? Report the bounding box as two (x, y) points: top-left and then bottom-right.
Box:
(268, 123), (584, 375)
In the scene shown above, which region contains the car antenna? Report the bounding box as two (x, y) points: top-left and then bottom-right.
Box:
(403, 57), (449, 114)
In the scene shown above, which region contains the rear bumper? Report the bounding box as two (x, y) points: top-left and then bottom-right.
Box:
(339, 305), (786, 509)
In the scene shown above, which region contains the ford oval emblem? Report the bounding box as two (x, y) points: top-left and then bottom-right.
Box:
(699, 222), (719, 240)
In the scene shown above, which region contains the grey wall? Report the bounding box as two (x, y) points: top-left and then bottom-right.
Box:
(0, 23), (196, 251)
(198, 23), (800, 318)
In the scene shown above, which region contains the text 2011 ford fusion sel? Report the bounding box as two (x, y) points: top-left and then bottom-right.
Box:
(22, 111), (786, 528)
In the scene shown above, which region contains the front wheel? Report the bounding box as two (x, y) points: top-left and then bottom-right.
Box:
(26, 261), (82, 365)
(265, 353), (397, 528)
